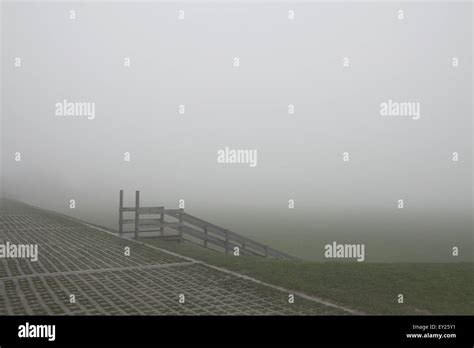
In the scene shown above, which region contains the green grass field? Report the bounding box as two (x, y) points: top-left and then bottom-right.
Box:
(138, 238), (474, 315)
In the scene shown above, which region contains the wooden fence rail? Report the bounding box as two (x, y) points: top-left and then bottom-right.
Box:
(118, 190), (296, 260)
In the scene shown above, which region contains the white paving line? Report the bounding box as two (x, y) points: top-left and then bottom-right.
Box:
(0, 227), (77, 232)
(1, 261), (196, 281)
(45, 209), (362, 315)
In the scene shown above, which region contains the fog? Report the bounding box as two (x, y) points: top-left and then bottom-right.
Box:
(1, 1), (472, 261)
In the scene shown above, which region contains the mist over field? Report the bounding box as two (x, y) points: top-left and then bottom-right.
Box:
(1, 2), (472, 262)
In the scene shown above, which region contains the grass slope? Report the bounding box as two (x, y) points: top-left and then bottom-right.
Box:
(138, 238), (474, 315)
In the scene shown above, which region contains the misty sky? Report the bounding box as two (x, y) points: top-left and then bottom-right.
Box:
(1, 1), (472, 262)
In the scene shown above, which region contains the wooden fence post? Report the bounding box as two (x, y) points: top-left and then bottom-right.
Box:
(178, 209), (183, 243)
(134, 190), (140, 239)
(160, 212), (164, 236)
(119, 190), (123, 237)
(225, 230), (229, 254)
(203, 226), (208, 248)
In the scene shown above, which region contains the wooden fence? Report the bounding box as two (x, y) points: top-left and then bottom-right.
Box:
(118, 190), (296, 260)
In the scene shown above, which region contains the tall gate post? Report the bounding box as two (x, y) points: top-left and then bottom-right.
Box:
(225, 230), (230, 254)
(203, 226), (208, 248)
(119, 190), (123, 237)
(178, 209), (184, 243)
(134, 190), (140, 239)
(160, 212), (164, 236)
